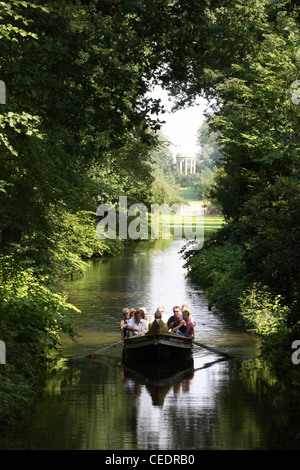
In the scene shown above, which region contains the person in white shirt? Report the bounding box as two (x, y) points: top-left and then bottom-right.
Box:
(127, 309), (148, 336)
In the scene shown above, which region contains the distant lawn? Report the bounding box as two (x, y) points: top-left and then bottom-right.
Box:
(178, 186), (224, 234)
(149, 184), (224, 240)
(154, 213), (224, 239)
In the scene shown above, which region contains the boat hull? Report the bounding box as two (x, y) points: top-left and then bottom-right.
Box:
(123, 333), (193, 361)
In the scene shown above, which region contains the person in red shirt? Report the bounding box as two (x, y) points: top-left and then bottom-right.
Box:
(182, 310), (194, 338)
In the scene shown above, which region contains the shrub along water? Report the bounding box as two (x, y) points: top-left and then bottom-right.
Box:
(0, 210), (128, 425)
(183, 226), (300, 386)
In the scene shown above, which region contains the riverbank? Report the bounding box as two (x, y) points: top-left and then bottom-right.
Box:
(183, 228), (300, 387)
(178, 188), (300, 387)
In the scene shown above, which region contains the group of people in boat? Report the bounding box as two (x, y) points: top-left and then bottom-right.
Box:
(120, 305), (195, 339)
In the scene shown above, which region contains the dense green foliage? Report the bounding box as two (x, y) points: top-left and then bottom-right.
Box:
(181, 1), (300, 383)
(0, 0), (163, 424)
(149, 133), (183, 206)
(197, 120), (223, 171)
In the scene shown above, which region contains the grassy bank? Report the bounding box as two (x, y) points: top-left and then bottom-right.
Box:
(158, 213), (224, 239)
(165, 186), (224, 239)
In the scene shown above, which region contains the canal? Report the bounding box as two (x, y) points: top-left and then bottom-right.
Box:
(2, 239), (300, 450)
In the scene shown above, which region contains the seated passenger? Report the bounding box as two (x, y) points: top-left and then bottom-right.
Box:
(138, 307), (148, 321)
(127, 309), (148, 336)
(120, 308), (130, 338)
(129, 308), (136, 318)
(167, 305), (182, 328)
(147, 311), (169, 334)
(181, 303), (196, 327)
(168, 309), (188, 337)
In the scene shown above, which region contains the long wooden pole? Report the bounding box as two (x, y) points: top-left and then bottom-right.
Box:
(87, 340), (123, 358)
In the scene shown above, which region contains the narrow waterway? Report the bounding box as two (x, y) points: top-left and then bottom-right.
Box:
(2, 239), (300, 450)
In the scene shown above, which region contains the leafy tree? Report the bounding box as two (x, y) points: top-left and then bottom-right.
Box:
(0, 0), (163, 423)
(179, 0), (300, 382)
(196, 119), (223, 171)
(148, 132), (183, 205)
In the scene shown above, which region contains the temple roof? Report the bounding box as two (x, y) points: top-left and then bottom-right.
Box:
(176, 152), (196, 159)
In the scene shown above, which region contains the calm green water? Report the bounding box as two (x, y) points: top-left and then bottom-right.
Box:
(2, 239), (300, 450)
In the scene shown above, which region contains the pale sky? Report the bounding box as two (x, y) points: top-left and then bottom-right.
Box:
(149, 86), (207, 159)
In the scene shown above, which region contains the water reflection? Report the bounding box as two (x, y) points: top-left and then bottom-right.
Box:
(63, 239), (258, 359)
(2, 350), (300, 450)
(121, 356), (232, 409)
(122, 361), (195, 407)
(2, 240), (300, 450)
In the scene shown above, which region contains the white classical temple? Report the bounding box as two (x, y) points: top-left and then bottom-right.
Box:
(176, 153), (196, 174)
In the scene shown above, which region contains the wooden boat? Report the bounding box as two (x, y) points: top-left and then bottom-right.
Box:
(123, 331), (193, 362)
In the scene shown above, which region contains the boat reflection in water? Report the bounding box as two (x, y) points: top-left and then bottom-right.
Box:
(88, 343), (227, 408)
(121, 355), (195, 407)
